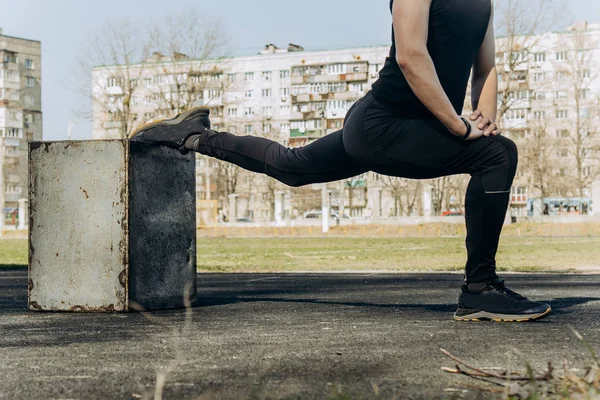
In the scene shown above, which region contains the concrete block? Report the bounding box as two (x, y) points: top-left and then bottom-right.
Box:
(28, 140), (196, 312)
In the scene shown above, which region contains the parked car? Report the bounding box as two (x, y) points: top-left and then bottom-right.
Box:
(442, 210), (464, 217)
(236, 217), (254, 223)
(303, 211), (349, 222)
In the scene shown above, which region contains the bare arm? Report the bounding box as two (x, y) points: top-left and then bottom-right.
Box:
(471, 3), (498, 123)
(392, 0), (465, 136)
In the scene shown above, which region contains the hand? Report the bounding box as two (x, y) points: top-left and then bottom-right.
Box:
(448, 116), (484, 141)
(469, 109), (501, 137)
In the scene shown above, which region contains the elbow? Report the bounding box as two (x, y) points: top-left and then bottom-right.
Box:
(395, 48), (425, 71)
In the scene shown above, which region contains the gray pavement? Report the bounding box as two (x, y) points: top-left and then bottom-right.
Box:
(1, 270), (600, 399)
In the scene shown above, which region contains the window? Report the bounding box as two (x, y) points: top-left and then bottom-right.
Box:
(533, 52), (546, 62)
(280, 123), (290, 133)
(506, 108), (527, 120)
(24, 94), (34, 106)
(227, 73), (237, 83)
(25, 77), (35, 88)
(262, 71), (272, 81)
(280, 105), (290, 115)
(129, 79), (138, 88)
(280, 88), (290, 97)
(3, 53), (17, 63)
(280, 70), (290, 79)
(262, 106), (272, 117)
(229, 126), (237, 134)
(350, 83), (364, 92)
(245, 125), (253, 134)
(534, 72), (546, 82)
(557, 129), (569, 138)
(2, 128), (22, 138)
(245, 72), (254, 81)
(107, 77), (123, 87)
(262, 89), (272, 98)
(228, 108), (238, 117)
(556, 51), (567, 61)
(533, 91), (546, 100)
(244, 107), (255, 116)
(579, 89), (589, 100)
(533, 111), (545, 120)
(580, 108), (590, 118)
(559, 168), (567, 177)
(327, 64), (346, 74)
(508, 91), (529, 100)
(579, 70), (591, 79)
(263, 123), (272, 133)
(8, 111), (18, 120)
(556, 110), (568, 119)
(556, 71), (567, 81)
(558, 149), (569, 157)
(6, 184), (22, 194)
(555, 91), (568, 99)
(144, 78), (152, 87)
(207, 89), (221, 99)
(24, 58), (34, 69)
(244, 90), (254, 99)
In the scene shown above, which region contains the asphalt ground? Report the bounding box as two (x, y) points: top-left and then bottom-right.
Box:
(1, 270), (600, 399)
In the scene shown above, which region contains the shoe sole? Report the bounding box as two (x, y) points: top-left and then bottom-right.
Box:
(453, 307), (551, 322)
(128, 107), (210, 139)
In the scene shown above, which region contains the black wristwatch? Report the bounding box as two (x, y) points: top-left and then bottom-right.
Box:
(459, 117), (471, 140)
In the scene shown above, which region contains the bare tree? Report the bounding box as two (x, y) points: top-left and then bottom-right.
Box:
(494, 0), (563, 121)
(555, 27), (600, 196)
(149, 12), (229, 116)
(78, 11), (228, 139)
(75, 20), (154, 138)
(522, 120), (563, 198)
(380, 176), (421, 217)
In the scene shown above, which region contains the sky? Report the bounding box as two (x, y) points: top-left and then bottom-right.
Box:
(0, 0), (599, 141)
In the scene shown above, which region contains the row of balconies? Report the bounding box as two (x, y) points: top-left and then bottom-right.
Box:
(290, 72), (368, 85)
(291, 92), (362, 103)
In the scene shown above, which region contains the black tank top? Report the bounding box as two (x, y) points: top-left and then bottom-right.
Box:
(371, 0), (492, 119)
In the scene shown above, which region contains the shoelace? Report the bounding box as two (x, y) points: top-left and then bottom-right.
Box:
(489, 280), (526, 301)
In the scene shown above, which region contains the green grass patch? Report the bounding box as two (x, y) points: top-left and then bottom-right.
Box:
(3, 236), (600, 273)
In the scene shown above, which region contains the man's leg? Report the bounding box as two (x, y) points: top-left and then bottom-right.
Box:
(186, 129), (368, 187)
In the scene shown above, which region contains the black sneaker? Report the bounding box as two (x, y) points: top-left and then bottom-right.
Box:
(129, 107), (211, 154)
(454, 277), (551, 322)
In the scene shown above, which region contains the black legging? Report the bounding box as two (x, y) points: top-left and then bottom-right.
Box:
(190, 92), (517, 283)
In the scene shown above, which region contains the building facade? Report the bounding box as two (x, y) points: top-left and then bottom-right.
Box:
(0, 28), (42, 229)
(92, 21), (600, 222)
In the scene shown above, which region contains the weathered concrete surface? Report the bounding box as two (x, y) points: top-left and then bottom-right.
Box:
(28, 140), (196, 312)
(29, 141), (129, 311)
(128, 142), (197, 310)
(1, 271), (600, 399)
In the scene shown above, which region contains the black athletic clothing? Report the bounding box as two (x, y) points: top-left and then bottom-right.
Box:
(187, 0), (507, 283)
(371, 0), (492, 118)
(189, 92), (516, 283)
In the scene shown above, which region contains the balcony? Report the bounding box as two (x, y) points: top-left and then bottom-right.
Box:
(290, 110), (323, 120)
(290, 129), (323, 139)
(291, 91), (362, 103)
(3, 193), (22, 203)
(3, 138), (21, 147)
(511, 194), (528, 205)
(290, 72), (368, 85)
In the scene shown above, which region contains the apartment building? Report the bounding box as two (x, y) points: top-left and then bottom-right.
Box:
(496, 21), (600, 216)
(0, 28), (42, 229)
(92, 21), (600, 221)
(92, 43), (389, 221)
